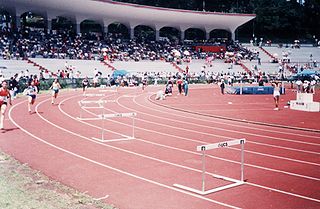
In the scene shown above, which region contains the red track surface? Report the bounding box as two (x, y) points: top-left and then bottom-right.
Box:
(0, 85), (319, 209)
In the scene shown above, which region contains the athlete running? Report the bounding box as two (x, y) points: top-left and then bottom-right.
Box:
(0, 81), (12, 129)
(49, 78), (62, 104)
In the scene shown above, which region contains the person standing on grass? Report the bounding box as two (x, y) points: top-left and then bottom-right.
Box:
(24, 81), (38, 113)
(0, 81), (12, 129)
(272, 81), (281, 110)
(49, 79), (62, 104)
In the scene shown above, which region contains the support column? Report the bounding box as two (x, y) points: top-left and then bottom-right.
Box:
(130, 27), (135, 40)
(155, 29), (160, 41)
(231, 31), (236, 41)
(104, 25), (108, 36)
(206, 31), (210, 40)
(231, 28), (237, 41)
(180, 30), (185, 41)
(76, 23), (81, 34)
(47, 19), (52, 34)
(15, 16), (21, 32)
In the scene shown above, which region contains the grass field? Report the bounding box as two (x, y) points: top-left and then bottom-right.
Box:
(0, 150), (116, 209)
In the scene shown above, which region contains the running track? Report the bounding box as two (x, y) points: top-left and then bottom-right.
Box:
(0, 85), (319, 209)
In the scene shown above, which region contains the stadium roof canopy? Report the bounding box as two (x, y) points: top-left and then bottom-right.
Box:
(1, 0), (256, 40)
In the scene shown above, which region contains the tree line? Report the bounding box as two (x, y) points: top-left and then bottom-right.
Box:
(114, 0), (320, 43)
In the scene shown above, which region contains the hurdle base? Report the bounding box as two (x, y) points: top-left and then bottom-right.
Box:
(92, 137), (134, 143)
(173, 181), (244, 195)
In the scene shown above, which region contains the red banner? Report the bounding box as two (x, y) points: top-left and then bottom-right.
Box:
(194, 46), (226, 53)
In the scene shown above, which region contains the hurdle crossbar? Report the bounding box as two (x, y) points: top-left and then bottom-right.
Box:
(78, 100), (116, 119)
(80, 100), (116, 104)
(174, 138), (246, 195)
(83, 93), (105, 97)
(92, 112), (137, 143)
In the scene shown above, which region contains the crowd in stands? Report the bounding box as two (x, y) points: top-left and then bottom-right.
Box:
(0, 27), (259, 64)
(1, 27), (318, 93)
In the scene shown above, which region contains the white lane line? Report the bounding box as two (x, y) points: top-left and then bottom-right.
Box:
(57, 92), (318, 206)
(59, 93), (320, 202)
(112, 97), (320, 166)
(245, 182), (320, 203)
(8, 99), (240, 209)
(144, 94), (320, 139)
(133, 95), (320, 148)
(60, 95), (320, 182)
(139, 96), (320, 145)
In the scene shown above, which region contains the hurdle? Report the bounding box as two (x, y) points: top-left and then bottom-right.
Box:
(174, 138), (246, 195)
(83, 93), (105, 97)
(99, 85), (118, 93)
(91, 112), (137, 142)
(78, 100), (116, 119)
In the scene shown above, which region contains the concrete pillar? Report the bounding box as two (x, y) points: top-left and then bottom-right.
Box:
(130, 27), (135, 40)
(231, 28), (237, 41)
(231, 31), (236, 41)
(15, 16), (21, 31)
(76, 23), (81, 34)
(180, 30), (185, 41)
(206, 31), (210, 40)
(47, 19), (52, 33)
(155, 29), (160, 41)
(104, 25), (108, 35)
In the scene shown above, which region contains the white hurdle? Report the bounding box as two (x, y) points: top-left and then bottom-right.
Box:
(83, 93), (105, 97)
(174, 138), (246, 195)
(91, 112), (137, 142)
(78, 100), (116, 119)
(77, 98), (137, 142)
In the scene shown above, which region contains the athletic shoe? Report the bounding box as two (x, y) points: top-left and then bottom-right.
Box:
(274, 108), (279, 110)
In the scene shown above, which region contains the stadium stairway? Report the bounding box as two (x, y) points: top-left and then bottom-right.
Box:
(259, 47), (275, 59)
(0, 59), (41, 78)
(239, 62), (252, 74)
(27, 59), (53, 75)
(101, 60), (117, 71)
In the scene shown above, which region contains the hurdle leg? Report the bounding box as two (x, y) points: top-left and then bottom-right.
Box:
(241, 142), (244, 181)
(201, 150), (206, 192)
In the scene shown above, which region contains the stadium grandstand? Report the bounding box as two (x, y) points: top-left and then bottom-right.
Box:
(0, 0), (318, 88)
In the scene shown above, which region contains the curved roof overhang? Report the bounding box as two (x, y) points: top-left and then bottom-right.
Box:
(2, 0), (255, 32)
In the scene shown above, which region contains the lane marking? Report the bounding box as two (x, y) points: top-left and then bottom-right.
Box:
(145, 94), (320, 139)
(61, 95), (320, 182)
(8, 99), (240, 209)
(10, 91), (320, 204)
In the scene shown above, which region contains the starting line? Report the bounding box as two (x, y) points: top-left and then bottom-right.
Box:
(174, 138), (246, 195)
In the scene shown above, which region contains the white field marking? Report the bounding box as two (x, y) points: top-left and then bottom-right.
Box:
(137, 98), (320, 156)
(9, 101), (240, 209)
(57, 95), (320, 202)
(169, 102), (273, 106)
(61, 95), (320, 182)
(245, 182), (320, 203)
(198, 109), (276, 112)
(113, 97), (320, 166)
(145, 94), (320, 139)
(93, 194), (109, 201)
(134, 95), (320, 146)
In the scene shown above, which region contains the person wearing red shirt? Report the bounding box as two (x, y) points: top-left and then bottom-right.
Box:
(0, 81), (12, 129)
